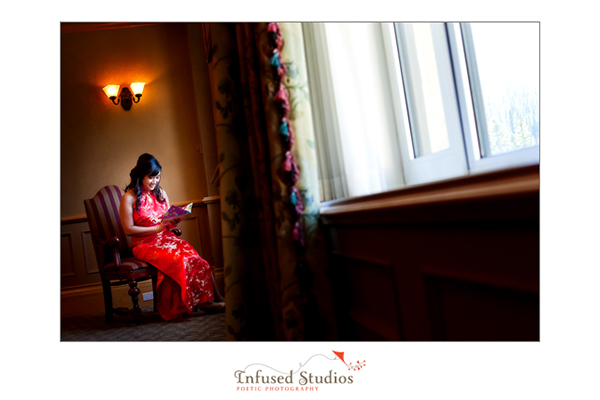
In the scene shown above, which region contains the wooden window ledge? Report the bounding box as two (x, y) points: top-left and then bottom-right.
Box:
(319, 165), (539, 224)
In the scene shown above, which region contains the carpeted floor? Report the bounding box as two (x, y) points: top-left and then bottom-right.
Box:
(61, 306), (226, 341)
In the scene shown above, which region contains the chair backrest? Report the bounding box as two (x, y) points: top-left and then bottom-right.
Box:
(84, 185), (133, 270)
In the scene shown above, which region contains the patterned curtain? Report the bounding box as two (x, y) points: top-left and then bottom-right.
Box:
(203, 23), (337, 341)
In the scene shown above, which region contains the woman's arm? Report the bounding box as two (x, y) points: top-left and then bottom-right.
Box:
(119, 190), (170, 236)
(162, 188), (170, 209)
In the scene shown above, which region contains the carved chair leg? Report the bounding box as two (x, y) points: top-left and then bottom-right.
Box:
(128, 279), (142, 325)
(151, 274), (158, 313)
(102, 280), (114, 323)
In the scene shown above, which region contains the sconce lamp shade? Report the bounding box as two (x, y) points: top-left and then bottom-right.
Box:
(102, 85), (120, 99)
(103, 82), (144, 110)
(130, 82), (145, 96)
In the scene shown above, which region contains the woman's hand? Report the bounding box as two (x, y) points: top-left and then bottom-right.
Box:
(156, 218), (180, 232)
(161, 190), (180, 230)
(155, 219), (170, 233)
(166, 218), (181, 229)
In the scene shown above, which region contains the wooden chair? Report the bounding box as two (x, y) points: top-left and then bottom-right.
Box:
(84, 185), (181, 325)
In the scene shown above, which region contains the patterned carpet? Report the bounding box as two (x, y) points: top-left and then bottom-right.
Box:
(61, 306), (226, 341)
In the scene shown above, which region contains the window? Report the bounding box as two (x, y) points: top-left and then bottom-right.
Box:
(460, 23), (540, 159)
(303, 22), (540, 201)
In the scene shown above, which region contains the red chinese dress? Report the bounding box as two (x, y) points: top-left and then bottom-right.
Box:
(130, 190), (214, 321)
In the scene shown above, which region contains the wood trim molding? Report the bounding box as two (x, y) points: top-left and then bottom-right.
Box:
(202, 195), (221, 204)
(421, 266), (539, 294)
(61, 23), (162, 35)
(61, 197), (218, 224)
(330, 250), (392, 268)
(173, 200), (206, 207)
(61, 215), (88, 224)
(61, 282), (106, 297)
(320, 165), (539, 217)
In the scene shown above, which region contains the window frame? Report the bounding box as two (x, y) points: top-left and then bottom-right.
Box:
(391, 22), (540, 180)
(385, 23), (469, 186)
(449, 22), (540, 174)
(303, 22), (540, 203)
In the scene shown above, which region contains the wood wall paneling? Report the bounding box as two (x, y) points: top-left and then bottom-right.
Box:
(331, 251), (403, 340)
(81, 230), (99, 274)
(61, 233), (76, 278)
(423, 274), (539, 341)
(178, 216), (203, 257)
(61, 280), (155, 318)
(323, 166), (539, 341)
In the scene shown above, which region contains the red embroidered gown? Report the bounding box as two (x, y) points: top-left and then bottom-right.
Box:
(129, 190), (214, 320)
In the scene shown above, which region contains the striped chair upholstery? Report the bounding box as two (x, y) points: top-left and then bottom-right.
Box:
(84, 185), (157, 325)
(84, 185), (133, 267)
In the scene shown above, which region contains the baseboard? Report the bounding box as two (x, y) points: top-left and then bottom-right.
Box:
(61, 280), (155, 318)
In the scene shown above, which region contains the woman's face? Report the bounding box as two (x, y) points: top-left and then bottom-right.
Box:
(142, 173), (161, 192)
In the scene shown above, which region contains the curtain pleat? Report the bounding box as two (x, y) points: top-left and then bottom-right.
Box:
(203, 22), (336, 341)
(236, 23), (285, 340)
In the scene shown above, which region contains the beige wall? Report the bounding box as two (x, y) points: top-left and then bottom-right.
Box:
(61, 23), (209, 218)
(186, 23), (220, 198)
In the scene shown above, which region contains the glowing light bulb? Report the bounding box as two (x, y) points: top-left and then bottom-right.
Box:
(130, 82), (145, 96)
(102, 85), (120, 98)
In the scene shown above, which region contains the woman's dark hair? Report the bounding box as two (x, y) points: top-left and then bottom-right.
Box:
(125, 153), (166, 212)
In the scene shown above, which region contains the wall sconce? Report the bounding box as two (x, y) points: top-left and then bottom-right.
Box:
(102, 82), (145, 110)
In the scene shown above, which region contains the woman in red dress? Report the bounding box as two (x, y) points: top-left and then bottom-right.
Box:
(119, 153), (223, 321)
